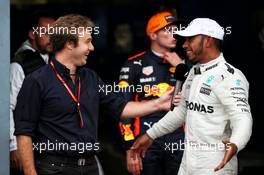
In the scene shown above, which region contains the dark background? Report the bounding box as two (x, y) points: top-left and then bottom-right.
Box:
(11, 0), (264, 174)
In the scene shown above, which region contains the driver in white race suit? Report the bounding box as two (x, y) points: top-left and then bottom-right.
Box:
(131, 18), (253, 175)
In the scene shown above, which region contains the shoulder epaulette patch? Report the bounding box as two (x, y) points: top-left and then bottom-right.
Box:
(225, 63), (234, 74)
(127, 51), (146, 60)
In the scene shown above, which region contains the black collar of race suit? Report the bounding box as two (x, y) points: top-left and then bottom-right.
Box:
(194, 63), (219, 75)
(148, 50), (169, 65)
(193, 55), (226, 75)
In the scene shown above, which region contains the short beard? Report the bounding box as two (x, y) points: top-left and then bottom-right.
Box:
(192, 36), (205, 62)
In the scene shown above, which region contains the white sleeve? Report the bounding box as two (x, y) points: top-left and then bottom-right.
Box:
(10, 63), (25, 151)
(147, 93), (187, 140)
(213, 71), (252, 152)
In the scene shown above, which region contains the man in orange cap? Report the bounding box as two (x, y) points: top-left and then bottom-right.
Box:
(118, 11), (186, 175)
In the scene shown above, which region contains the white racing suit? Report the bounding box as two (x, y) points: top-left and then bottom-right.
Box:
(147, 54), (252, 175)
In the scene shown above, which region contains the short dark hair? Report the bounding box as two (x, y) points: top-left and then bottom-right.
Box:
(49, 14), (94, 53)
(27, 11), (55, 32)
(213, 38), (223, 51)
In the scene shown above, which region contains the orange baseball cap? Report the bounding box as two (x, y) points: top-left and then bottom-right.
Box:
(146, 11), (177, 36)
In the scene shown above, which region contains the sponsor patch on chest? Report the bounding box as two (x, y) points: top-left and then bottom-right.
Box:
(200, 87), (212, 95)
(142, 66), (154, 76)
(140, 77), (156, 83)
(186, 101), (214, 113)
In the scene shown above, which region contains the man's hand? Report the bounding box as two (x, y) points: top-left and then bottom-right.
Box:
(163, 52), (184, 67)
(121, 87), (174, 119)
(126, 150), (142, 175)
(155, 88), (174, 111)
(171, 92), (182, 107)
(131, 134), (154, 158)
(17, 135), (37, 175)
(10, 150), (23, 170)
(214, 140), (238, 172)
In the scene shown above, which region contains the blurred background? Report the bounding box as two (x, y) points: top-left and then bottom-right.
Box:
(10, 0), (264, 174)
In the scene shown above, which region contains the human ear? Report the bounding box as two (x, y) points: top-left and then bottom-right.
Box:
(205, 36), (213, 48)
(149, 33), (157, 40)
(28, 31), (35, 40)
(65, 41), (75, 50)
